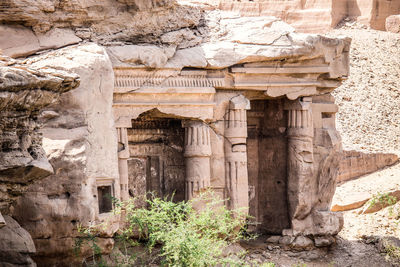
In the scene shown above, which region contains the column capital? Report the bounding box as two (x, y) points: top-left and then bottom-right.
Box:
(225, 95), (250, 142)
(229, 95), (251, 110)
(182, 121), (212, 157)
(285, 98), (313, 138)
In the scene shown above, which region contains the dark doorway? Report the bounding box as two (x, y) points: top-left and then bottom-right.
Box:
(97, 185), (113, 213)
(127, 117), (185, 204)
(247, 99), (290, 234)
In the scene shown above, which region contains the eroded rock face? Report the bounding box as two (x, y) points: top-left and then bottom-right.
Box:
(184, 0), (400, 32)
(0, 0), (203, 57)
(11, 43), (119, 266)
(0, 55), (79, 214)
(0, 54), (79, 267)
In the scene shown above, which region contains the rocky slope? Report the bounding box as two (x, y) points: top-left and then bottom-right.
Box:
(329, 23), (400, 156)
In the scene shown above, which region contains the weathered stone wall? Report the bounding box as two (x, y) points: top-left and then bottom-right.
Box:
(348, 0), (400, 30)
(0, 0), (203, 58)
(0, 1), (352, 264)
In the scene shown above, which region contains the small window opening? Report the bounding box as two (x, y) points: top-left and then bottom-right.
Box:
(97, 185), (113, 213)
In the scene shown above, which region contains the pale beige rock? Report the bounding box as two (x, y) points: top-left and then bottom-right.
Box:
(193, 0), (400, 32)
(0, 55), (79, 214)
(0, 25), (81, 58)
(36, 28), (82, 50)
(107, 45), (177, 68)
(349, 0), (400, 31)
(164, 46), (208, 68)
(0, 0), (202, 50)
(386, 15), (400, 33)
(0, 25), (40, 58)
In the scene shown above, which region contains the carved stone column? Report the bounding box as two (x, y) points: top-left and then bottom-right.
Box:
(183, 121), (212, 200)
(284, 97), (314, 222)
(117, 127), (130, 202)
(224, 95), (250, 212)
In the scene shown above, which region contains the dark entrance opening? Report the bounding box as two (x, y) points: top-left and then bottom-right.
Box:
(127, 115), (185, 204)
(247, 99), (290, 234)
(97, 185), (113, 213)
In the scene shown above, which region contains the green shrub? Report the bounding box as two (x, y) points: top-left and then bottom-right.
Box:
(368, 192), (397, 209)
(76, 192), (256, 266)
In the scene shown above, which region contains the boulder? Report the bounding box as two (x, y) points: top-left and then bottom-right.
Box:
(386, 15), (400, 33)
(0, 215), (36, 267)
(107, 45), (177, 68)
(290, 236), (314, 251)
(314, 236), (335, 247)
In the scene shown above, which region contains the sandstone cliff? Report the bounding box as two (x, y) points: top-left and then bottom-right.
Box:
(11, 44), (120, 266)
(0, 54), (79, 266)
(183, 0), (400, 32)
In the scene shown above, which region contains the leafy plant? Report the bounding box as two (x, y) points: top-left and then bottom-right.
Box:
(368, 192), (397, 209)
(75, 224), (109, 266)
(365, 192), (398, 215)
(75, 191), (257, 266)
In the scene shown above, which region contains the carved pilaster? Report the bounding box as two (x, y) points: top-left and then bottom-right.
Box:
(182, 121), (212, 200)
(285, 97), (314, 222)
(117, 127), (130, 202)
(224, 95), (250, 212)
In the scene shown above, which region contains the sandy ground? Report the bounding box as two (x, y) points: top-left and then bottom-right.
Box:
(243, 162), (400, 267)
(332, 162), (400, 207)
